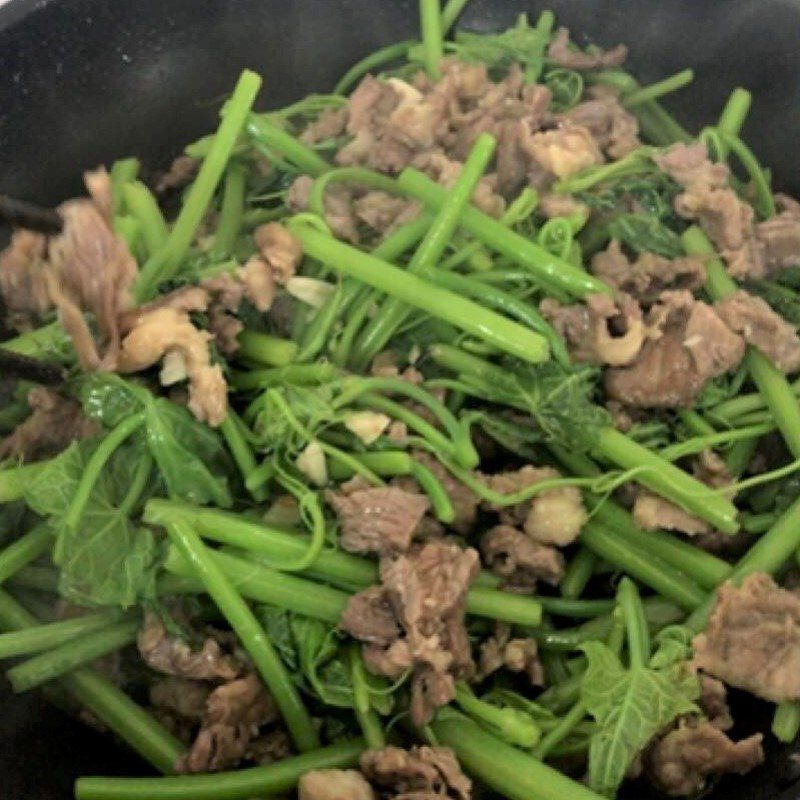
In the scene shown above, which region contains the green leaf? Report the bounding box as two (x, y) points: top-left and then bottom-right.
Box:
(291, 616), (353, 707)
(545, 68), (584, 113)
(649, 625), (694, 670)
(581, 641), (700, 797)
(22, 439), (96, 518)
(256, 605), (299, 672)
(607, 213), (684, 258)
(81, 373), (145, 427)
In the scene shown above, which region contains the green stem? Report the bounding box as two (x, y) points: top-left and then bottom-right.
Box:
(62, 412), (145, 531)
(396, 168), (610, 298)
(454, 682), (541, 748)
(288, 222), (550, 364)
(465, 587), (542, 627)
(617, 577), (650, 667)
(122, 181), (169, 256)
(430, 709), (606, 800)
(308, 167), (399, 219)
(109, 157), (141, 213)
(0, 609), (126, 660)
(533, 700), (587, 760)
(352, 133), (498, 368)
(118, 453), (153, 518)
(718, 87), (752, 138)
(74, 739), (365, 800)
(658, 423), (773, 462)
(334, 41), (413, 95)
(236, 331), (298, 366)
(163, 518), (319, 751)
(7, 619), (139, 693)
(210, 162), (247, 259)
(419, 0), (444, 79)
(219, 413), (268, 501)
(0, 524), (52, 585)
(230, 362), (340, 391)
(349, 645), (385, 749)
(725, 437), (759, 477)
(441, 0), (470, 32)
(683, 226), (800, 459)
(0, 462), (46, 502)
(561, 549), (597, 599)
(136, 69), (262, 299)
(164, 546), (349, 623)
(622, 69), (693, 107)
(773, 701), (800, 743)
(247, 115), (330, 177)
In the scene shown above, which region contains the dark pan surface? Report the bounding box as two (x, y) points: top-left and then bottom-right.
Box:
(2, 1), (800, 797)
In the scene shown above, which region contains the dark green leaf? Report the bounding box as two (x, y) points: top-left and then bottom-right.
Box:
(607, 213), (684, 258)
(22, 439), (96, 518)
(545, 68), (584, 112)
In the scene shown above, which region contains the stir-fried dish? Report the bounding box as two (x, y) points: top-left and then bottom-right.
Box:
(3, 2), (800, 798)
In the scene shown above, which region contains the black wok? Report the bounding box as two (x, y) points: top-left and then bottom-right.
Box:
(1, 1), (800, 797)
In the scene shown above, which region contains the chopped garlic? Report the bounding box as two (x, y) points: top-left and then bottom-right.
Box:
(345, 411), (391, 445)
(159, 350), (188, 386)
(286, 276), (336, 309)
(296, 440), (328, 487)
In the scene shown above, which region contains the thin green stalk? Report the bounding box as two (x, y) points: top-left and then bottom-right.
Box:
(334, 41), (413, 95)
(349, 645), (385, 749)
(110, 157), (141, 212)
(7, 619), (139, 693)
(725, 437), (759, 477)
(74, 739), (365, 800)
(62, 412), (145, 531)
(163, 518), (319, 751)
(617, 577), (650, 667)
(246, 114), (330, 177)
(0, 524), (52, 585)
(136, 69), (262, 299)
(352, 133), (498, 368)
(396, 168), (610, 298)
(687, 493), (800, 632)
(164, 546), (349, 623)
(773, 701), (800, 743)
(308, 167), (399, 219)
(719, 131), (776, 218)
(236, 331), (298, 366)
(431, 709), (606, 800)
(122, 181), (169, 256)
(718, 87), (752, 138)
(561, 549), (598, 599)
(289, 222), (550, 364)
(114, 215), (142, 257)
(0, 609), (126, 660)
(219, 413), (268, 501)
(119, 453), (153, 517)
(658, 422), (773, 462)
(210, 162), (247, 259)
(683, 226), (800, 459)
(534, 700), (587, 760)
(230, 362), (340, 391)
(622, 69), (693, 107)
(465, 587), (542, 627)
(1, 320), (73, 361)
(677, 409), (717, 437)
(455, 683), (541, 748)
(581, 521), (706, 610)
(441, 0), (470, 32)
(419, 0), (444, 79)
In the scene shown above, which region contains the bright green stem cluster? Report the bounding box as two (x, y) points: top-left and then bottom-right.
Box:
(455, 682), (541, 748)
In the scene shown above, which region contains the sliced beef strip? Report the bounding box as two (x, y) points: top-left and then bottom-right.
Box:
(0, 387), (100, 462)
(360, 745), (471, 800)
(605, 290), (745, 408)
(525, 123), (604, 181)
(299, 769), (376, 800)
(698, 674), (734, 732)
(715, 290), (800, 373)
(632, 491), (710, 536)
(644, 719), (763, 797)
(477, 622), (545, 685)
(590, 239), (707, 305)
(756, 194), (800, 271)
(547, 27), (628, 70)
(177, 673), (278, 774)
(155, 154), (200, 194)
(149, 676), (211, 742)
(299, 106), (349, 145)
(561, 85), (640, 159)
(326, 486), (431, 555)
(540, 292), (646, 367)
(0, 229), (51, 331)
(481, 524), (565, 589)
(137, 613), (240, 681)
(340, 586), (401, 647)
(693, 572), (800, 702)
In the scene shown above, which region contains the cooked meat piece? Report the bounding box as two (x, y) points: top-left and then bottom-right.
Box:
(698, 674), (734, 731)
(150, 676), (210, 721)
(237, 256), (278, 312)
(591, 240), (707, 305)
(0, 229), (51, 330)
(353, 190), (421, 236)
(326, 486), (431, 555)
(137, 613), (239, 681)
(478, 622), (545, 685)
(360, 745), (471, 800)
(537, 193), (590, 220)
(562, 85), (640, 159)
(715, 290), (800, 373)
(0, 387), (100, 462)
(756, 195), (800, 271)
(541, 292), (646, 366)
(645, 719), (763, 797)
(253, 222), (302, 285)
(525, 123), (604, 180)
(632, 491), (710, 536)
(548, 27), (627, 70)
(178, 673), (277, 774)
(340, 586), (401, 646)
(481, 524), (565, 589)
(117, 306), (227, 426)
(484, 466), (586, 547)
(299, 106), (349, 145)
(207, 308), (244, 356)
(654, 143), (767, 280)
(299, 769), (376, 800)
(287, 174), (361, 243)
(606, 291), (745, 407)
(410, 452), (479, 534)
(693, 449), (733, 492)
(246, 729), (293, 765)
(155, 154), (199, 194)
(693, 572), (800, 702)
